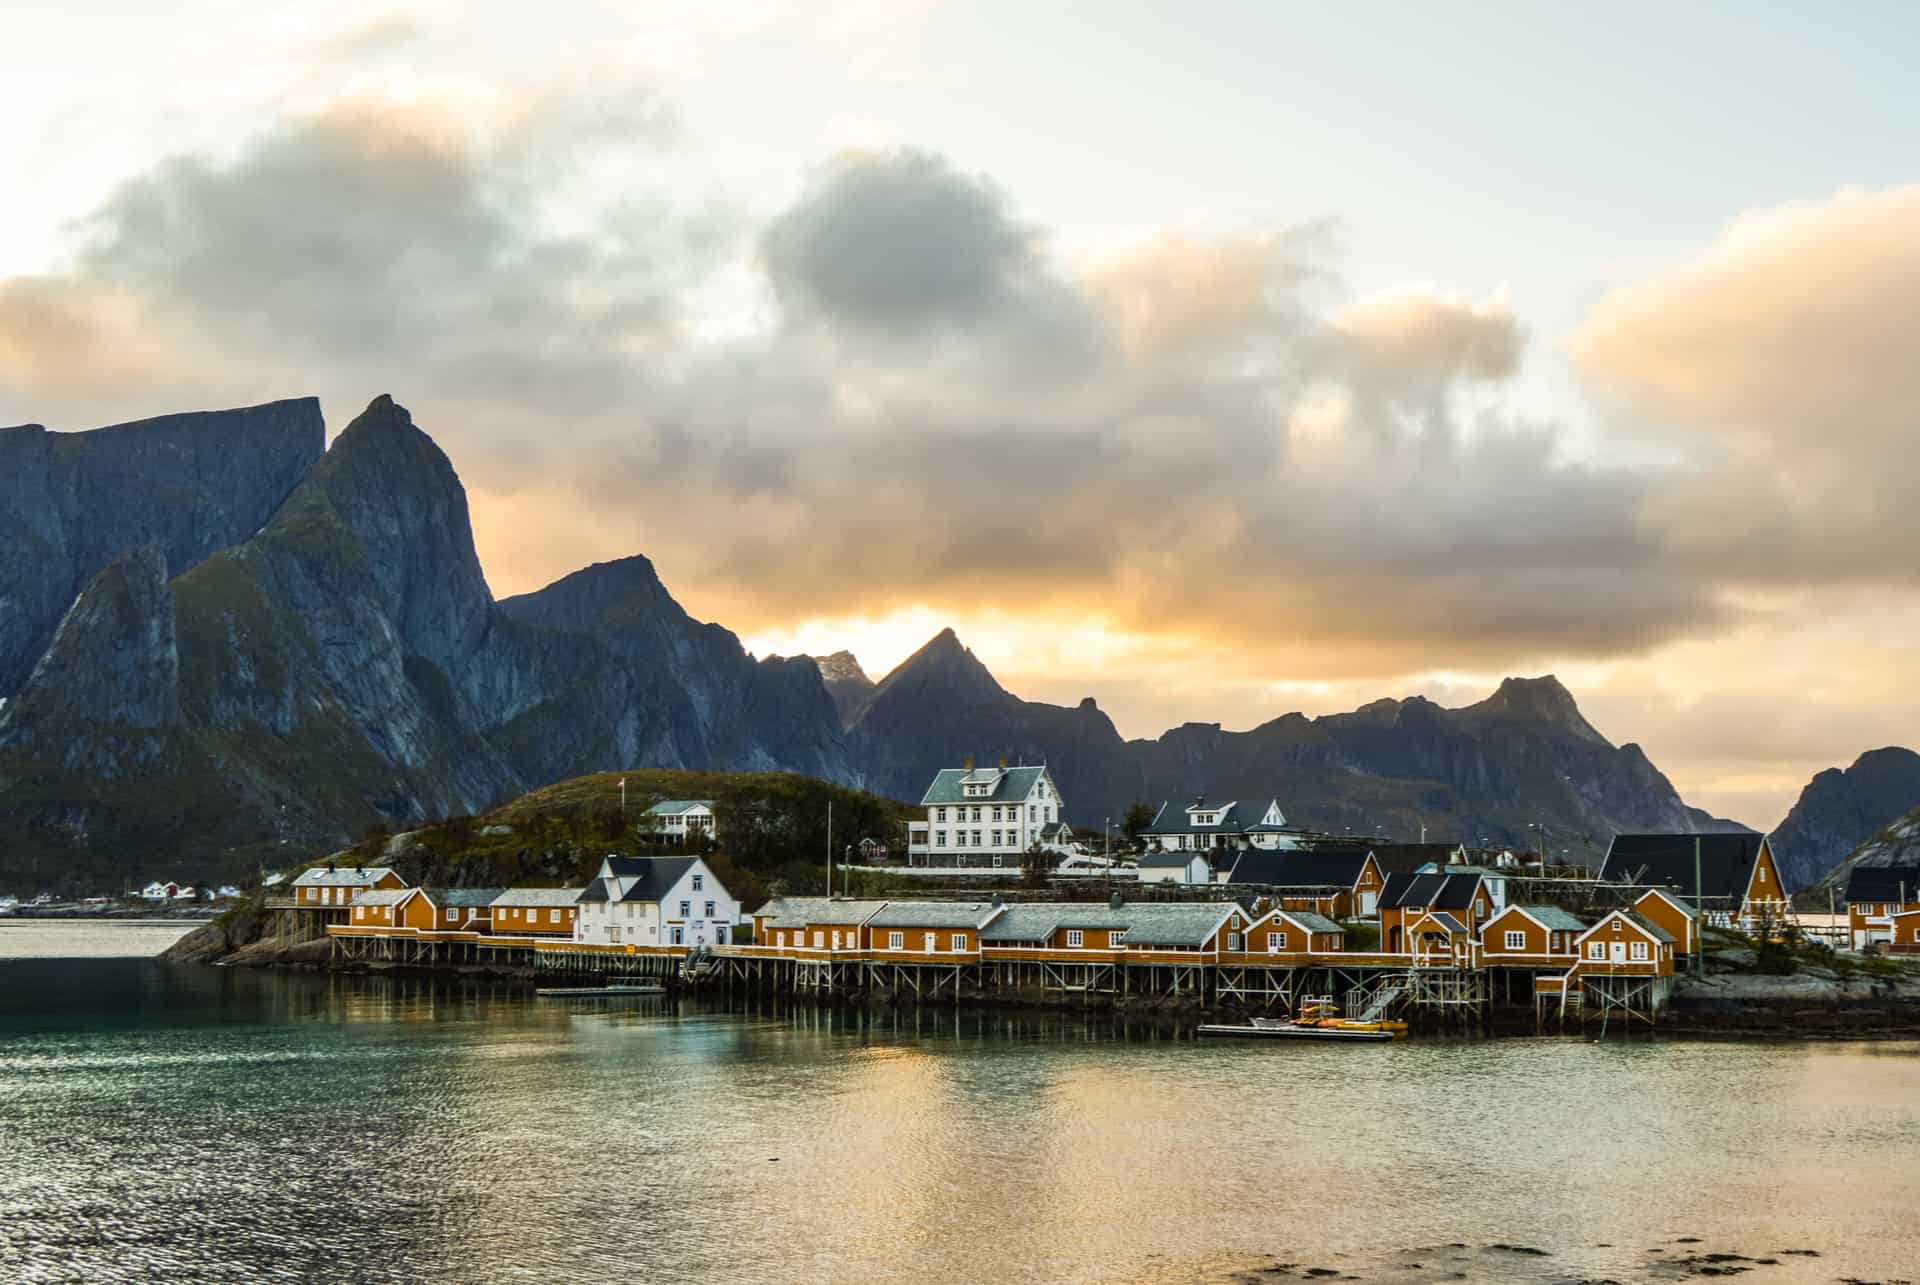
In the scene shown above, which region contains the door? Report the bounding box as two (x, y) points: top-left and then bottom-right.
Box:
(924, 932), (936, 953)
(1609, 940), (1627, 964)
(672, 927), (684, 946)
(1360, 890), (1377, 915)
(831, 931), (841, 951)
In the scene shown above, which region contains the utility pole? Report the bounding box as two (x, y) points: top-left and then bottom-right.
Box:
(619, 777), (627, 817)
(1693, 835), (1705, 979)
(825, 800), (833, 899)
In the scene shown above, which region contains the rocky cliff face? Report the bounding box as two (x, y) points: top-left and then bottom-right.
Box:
(1771, 748), (1920, 890)
(814, 650), (875, 727)
(0, 396), (856, 887)
(0, 399), (323, 699)
(843, 633), (1747, 854)
(1813, 806), (1920, 895)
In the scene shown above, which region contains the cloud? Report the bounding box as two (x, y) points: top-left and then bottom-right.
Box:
(1574, 185), (1920, 585)
(1333, 284), (1523, 392)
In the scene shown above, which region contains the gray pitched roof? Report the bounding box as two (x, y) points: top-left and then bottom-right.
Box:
(349, 888), (410, 907)
(1412, 911), (1467, 935)
(870, 901), (1004, 930)
(1138, 851), (1204, 869)
(1601, 834), (1766, 902)
(1274, 909), (1345, 934)
(1511, 905), (1586, 932)
(644, 799), (713, 815)
(420, 888), (505, 909)
(1115, 902), (1238, 947)
(755, 897), (890, 930)
(490, 888), (583, 908)
(294, 866), (397, 886)
(920, 766), (1050, 806)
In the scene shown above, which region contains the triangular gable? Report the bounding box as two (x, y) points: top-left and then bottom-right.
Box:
(1574, 910), (1661, 947)
(1406, 909), (1465, 937)
(1634, 886), (1700, 919)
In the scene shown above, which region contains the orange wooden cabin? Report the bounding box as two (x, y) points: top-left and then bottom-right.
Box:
(1480, 904), (1585, 968)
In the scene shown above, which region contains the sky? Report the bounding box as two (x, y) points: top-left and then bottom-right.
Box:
(4, 1), (1918, 828)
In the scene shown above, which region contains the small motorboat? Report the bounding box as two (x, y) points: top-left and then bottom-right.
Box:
(1197, 998), (1407, 1042)
(534, 983), (667, 997)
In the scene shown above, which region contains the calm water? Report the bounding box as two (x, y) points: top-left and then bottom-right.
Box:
(1, 922), (1917, 1284)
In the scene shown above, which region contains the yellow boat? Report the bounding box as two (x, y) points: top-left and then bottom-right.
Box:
(1197, 997), (1408, 1042)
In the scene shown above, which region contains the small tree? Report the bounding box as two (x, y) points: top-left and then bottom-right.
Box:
(1122, 801), (1155, 845)
(1022, 843), (1053, 890)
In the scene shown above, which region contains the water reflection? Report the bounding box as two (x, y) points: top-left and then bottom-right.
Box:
(0, 953), (1917, 1284)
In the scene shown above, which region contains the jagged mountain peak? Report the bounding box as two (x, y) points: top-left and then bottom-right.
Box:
(1462, 674), (1604, 741)
(1772, 745), (1920, 890)
(873, 629), (1006, 705)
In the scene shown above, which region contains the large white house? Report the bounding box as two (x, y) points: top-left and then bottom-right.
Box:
(640, 800), (717, 844)
(906, 758), (1068, 868)
(1140, 797), (1306, 854)
(574, 855), (739, 949)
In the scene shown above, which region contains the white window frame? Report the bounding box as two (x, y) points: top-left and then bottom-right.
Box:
(1587, 942), (1605, 960)
(1267, 932), (1282, 953)
(1504, 930), (1526, 950)
(692, 874), (704, 891)
(1630, 941), (1650, 961)
(889, 931), (904, 950)
(1066, 929), (1084, 948)
(952, 933), (968, 951)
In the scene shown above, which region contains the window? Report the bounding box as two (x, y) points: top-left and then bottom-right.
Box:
(1066, 929), (1084, 947)
(692, 874), (704, 891)
(1475, 902), (1487, 919)
(1112, 929), (1126, 945)
(935, 830), (947, 847)
(971, 807), (982, 822)
(889, 931), (904, 950)
(1267, 932), (1282, 953)
(937, 808), (947, 823)
(1227, 932), (1243, 952)
(679, 901), (691, 917)
(973, 830), (983, 847)
(1587, 942), (1605, 960)
(813, 932), (823, 948)
(991, 807), (1001, 822)
(956, 831), (967, 847)
(1755, 865), (1767, 884)
(550, 909), (561, 924)
(355, 906), (365, 920)
(1504, 930), (1526, 950)
(704, 901), (715, 917)
(952, 933), (968, 951)
(1630, 941), (1649, 961)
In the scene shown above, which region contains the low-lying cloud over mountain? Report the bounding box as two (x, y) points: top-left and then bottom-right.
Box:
(4, 11), (1919, 824)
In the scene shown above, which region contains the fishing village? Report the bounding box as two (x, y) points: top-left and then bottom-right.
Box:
(211, 759), (1920, 1039)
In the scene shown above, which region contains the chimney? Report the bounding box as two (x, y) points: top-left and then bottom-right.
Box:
(1193, 794), (1205, 810)
(997, 756), (1007, 771)
(964, 755), (974, 772)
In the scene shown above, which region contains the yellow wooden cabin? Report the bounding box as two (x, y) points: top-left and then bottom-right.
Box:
(292, 865), (406, 910)
(489, 889), (581, 936)
(1572, 910), (1676, 977)
(1479, 904), (1585, 967)
(1631, 888), (1701, 956)
(394, 888), (504, 933)
(1843, 864), (1920, 951)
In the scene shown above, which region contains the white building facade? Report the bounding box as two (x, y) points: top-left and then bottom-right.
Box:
(640, 800), (717, 844)
(906, 759), (1067, 868)
(573, 854), (739, 949)
(1140, 797), (1304, 854)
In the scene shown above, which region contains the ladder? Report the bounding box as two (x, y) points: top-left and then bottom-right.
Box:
(1346, 974), (1410, 1022)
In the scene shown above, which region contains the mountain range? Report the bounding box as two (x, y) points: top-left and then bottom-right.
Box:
(0, 394), (1910, 890)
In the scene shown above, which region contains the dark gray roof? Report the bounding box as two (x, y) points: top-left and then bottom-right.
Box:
(602, 856), (699, 902)
(920, 766), (1049, 806)
(1410, 910), (1467, 935)
(1600, 834), (1766, 902)
(1380, 870), (1481, 911)
(1138, 852), (1203, 869)
(578, 877), (611, 904)
(1224, 849), (1371, 889)
(1142, 798), (1286, 837)
(349, 888), (410, 907)
(1843, 864), (1920, 904)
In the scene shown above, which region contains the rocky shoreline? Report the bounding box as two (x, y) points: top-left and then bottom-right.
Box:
(1112, 1239), (1860, 1284)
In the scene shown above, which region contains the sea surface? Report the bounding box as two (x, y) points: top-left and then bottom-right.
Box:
(1, 921), (1916, 1284)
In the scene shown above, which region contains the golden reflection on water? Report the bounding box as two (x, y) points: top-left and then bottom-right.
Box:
(1, 949), (1918, 1285)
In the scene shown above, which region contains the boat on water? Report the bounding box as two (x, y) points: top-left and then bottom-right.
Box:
(0, 897), (17, 917)
(1197, 998), (1408, 1043)
(534, 983), (667, 997)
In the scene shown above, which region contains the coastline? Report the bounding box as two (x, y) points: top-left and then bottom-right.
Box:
(162, 918), (1920, 1039)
